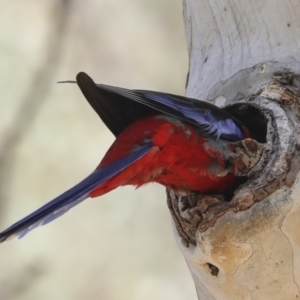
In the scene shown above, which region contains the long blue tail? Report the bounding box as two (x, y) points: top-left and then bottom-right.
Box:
(0, 146), (151, 242)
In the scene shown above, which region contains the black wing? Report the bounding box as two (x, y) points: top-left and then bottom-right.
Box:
(76, 72), (246, 141)
(76, 72), (152, 137)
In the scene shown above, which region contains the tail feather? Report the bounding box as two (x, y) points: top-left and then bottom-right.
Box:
(0, 146), (151, 242)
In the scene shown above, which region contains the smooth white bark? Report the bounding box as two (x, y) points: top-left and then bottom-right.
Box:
(183, 0), (300, 100)
(174, 1), (300, 299)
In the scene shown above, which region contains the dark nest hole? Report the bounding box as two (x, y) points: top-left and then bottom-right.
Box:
(224, 102), (268, 143)
(222, 102), (269, 201)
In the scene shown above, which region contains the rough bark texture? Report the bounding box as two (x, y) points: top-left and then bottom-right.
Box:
(169, 1), (300, 299)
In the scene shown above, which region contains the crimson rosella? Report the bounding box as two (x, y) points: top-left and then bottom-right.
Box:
(0, 72), (251, 242)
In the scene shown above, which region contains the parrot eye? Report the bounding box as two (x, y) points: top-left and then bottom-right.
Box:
(224, 103), (268, 143)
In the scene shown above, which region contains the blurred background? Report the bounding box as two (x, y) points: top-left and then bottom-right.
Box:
(0, 0), (195, 299)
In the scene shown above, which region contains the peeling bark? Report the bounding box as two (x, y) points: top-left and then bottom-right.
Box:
(169, 1), (300, 299)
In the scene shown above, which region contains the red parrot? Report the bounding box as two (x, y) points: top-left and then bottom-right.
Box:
(0, 72), (250, 242)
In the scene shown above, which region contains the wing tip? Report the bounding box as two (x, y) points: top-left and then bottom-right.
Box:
(76, 71), (92, 84)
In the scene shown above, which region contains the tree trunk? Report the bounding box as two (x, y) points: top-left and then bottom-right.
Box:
(168, 1), (300, 299)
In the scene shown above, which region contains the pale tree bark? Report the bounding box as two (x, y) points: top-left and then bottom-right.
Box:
(168, 1), (300, 299)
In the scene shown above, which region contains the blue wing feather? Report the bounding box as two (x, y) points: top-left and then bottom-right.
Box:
(95, 84), (245, 141)
(63, 73), (245, 141)
(0, 146), (151, 242)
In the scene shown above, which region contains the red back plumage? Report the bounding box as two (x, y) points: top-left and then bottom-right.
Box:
(91, 113), (240, 197)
